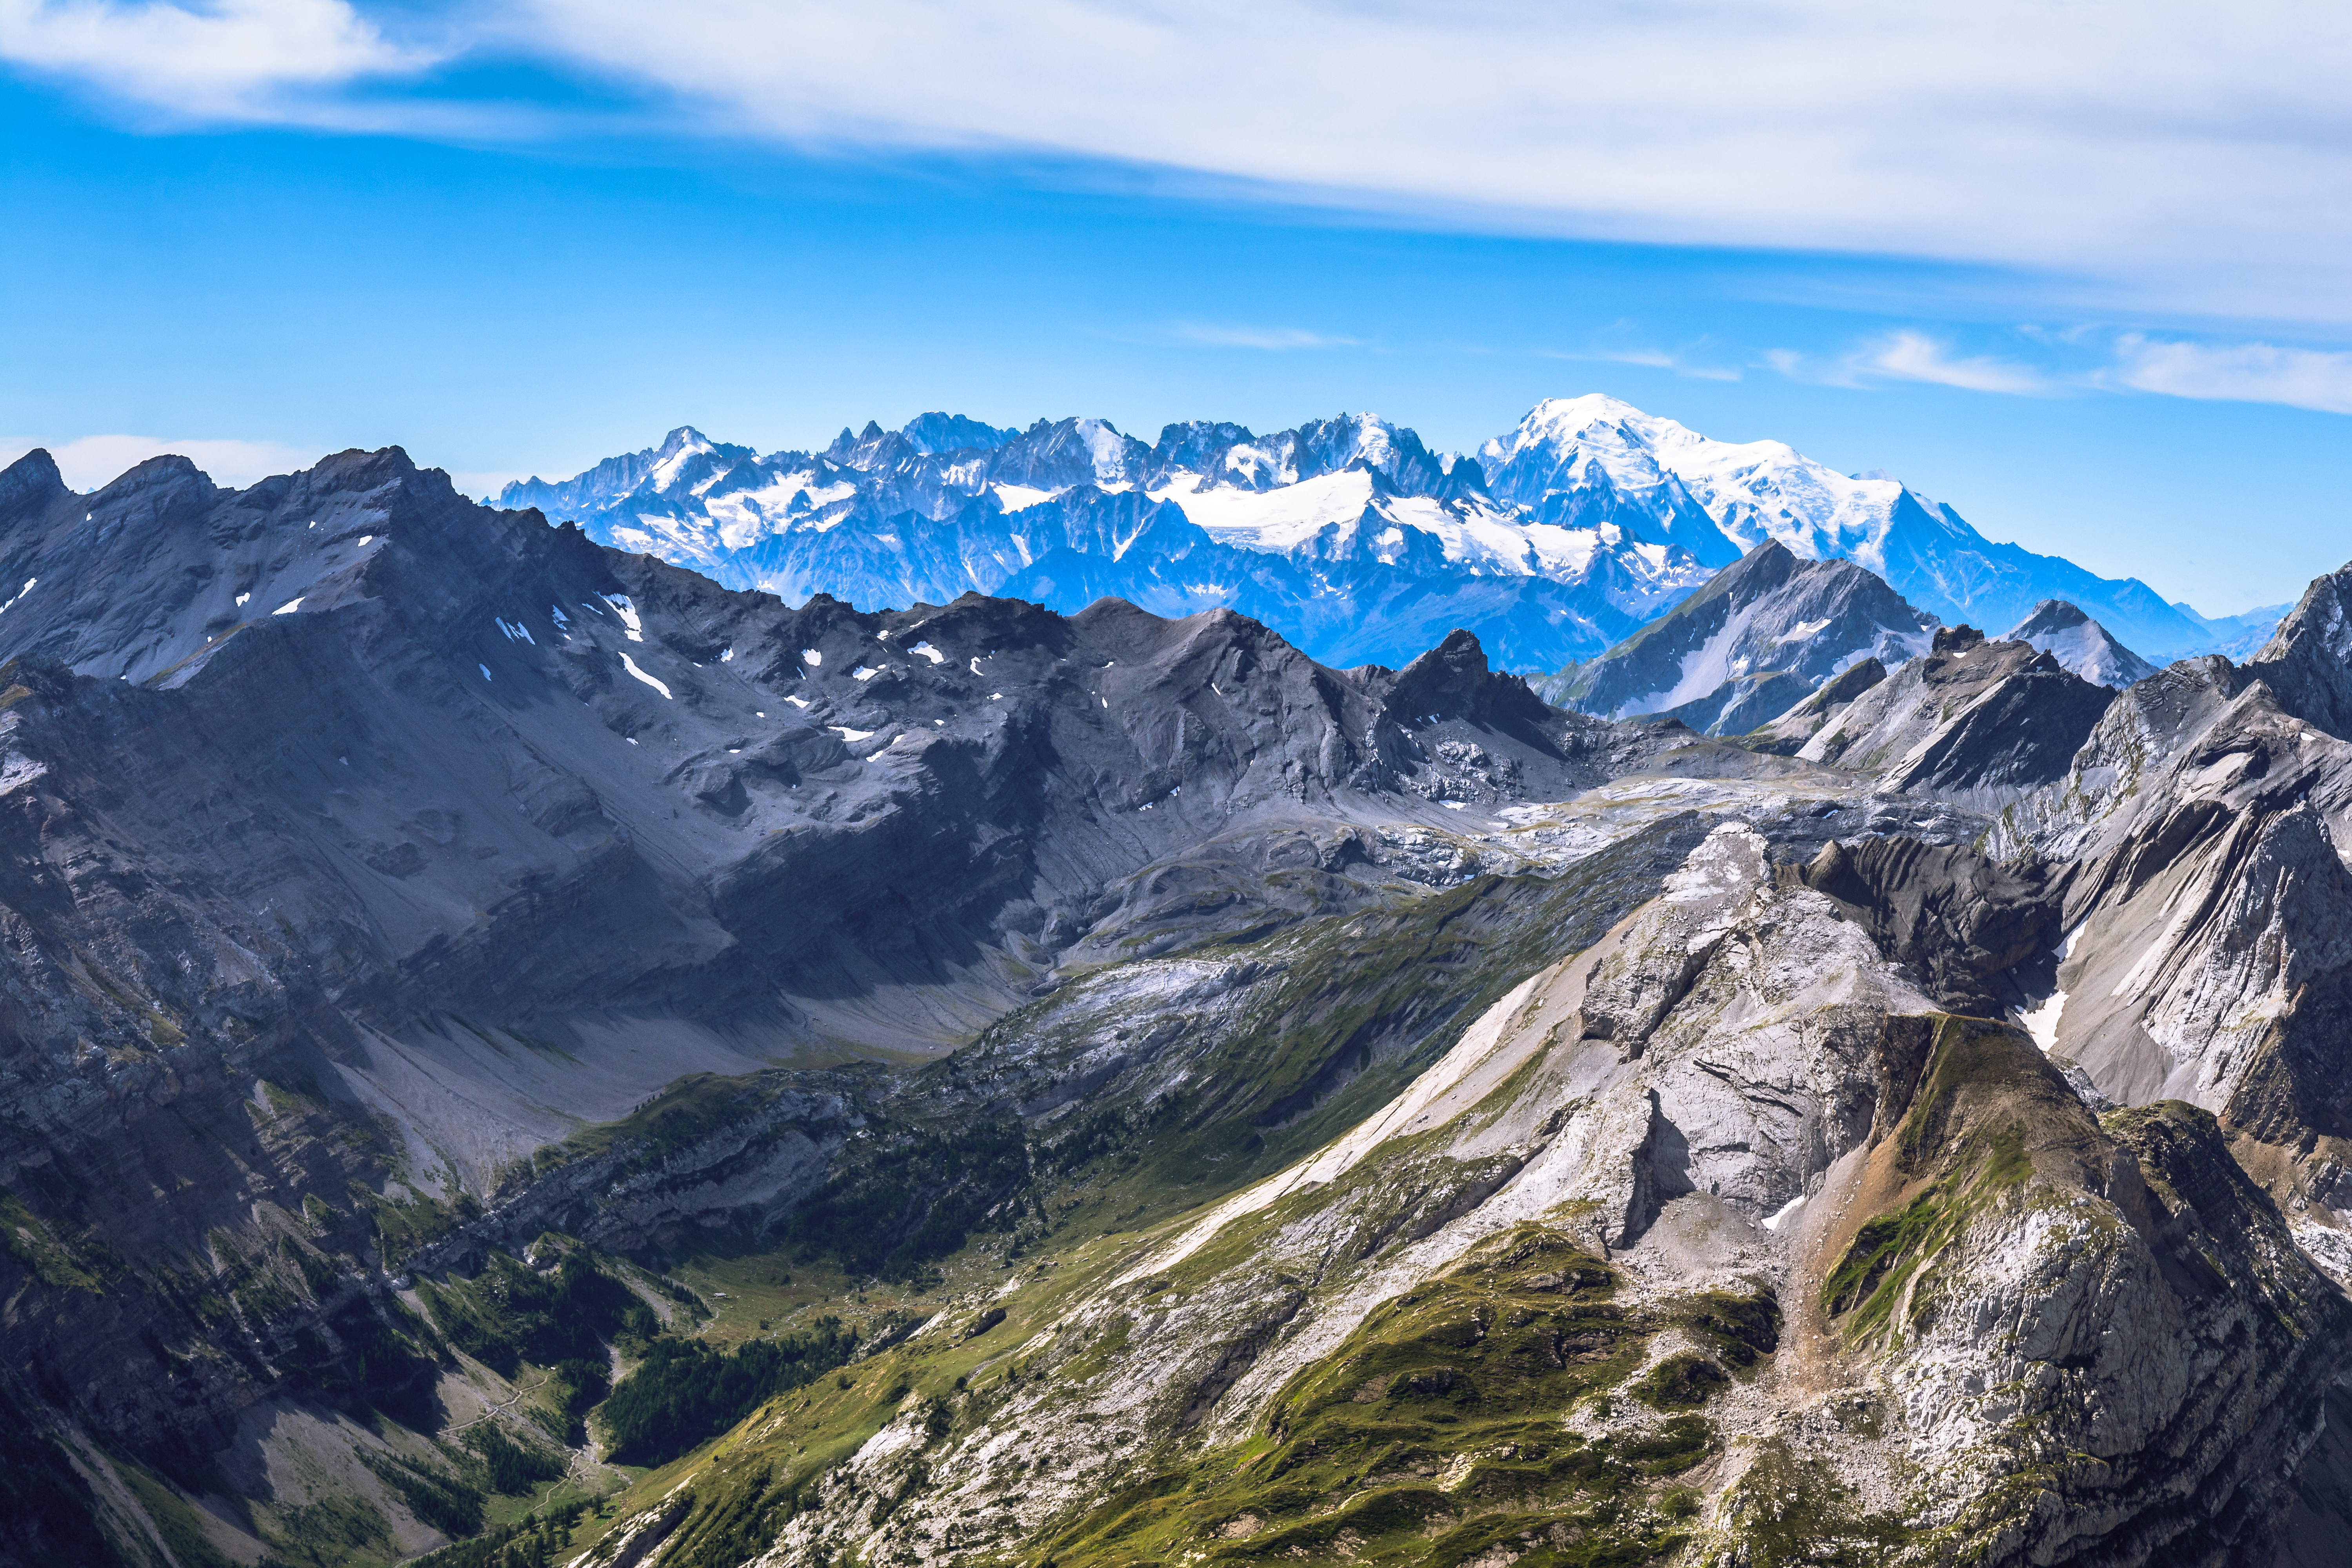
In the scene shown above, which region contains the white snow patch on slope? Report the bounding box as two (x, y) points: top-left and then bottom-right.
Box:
(832, 725), (875, 743)
(1762, 1194), (1806, 1231)
(618, 652), (672, 699)
(273, 597), (303, 615)
(852, 666), (880, 681)
(0, 579), (36, 616)
(802, 649), (822, 666)
(992, 483), (1056, 512)
(602, 595), (644, 641)
(909, 642), (944, 665)
(2020, 990), (2067, 1052)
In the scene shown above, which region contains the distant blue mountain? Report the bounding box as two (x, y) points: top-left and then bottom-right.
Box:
(494, 398), (2256, 672)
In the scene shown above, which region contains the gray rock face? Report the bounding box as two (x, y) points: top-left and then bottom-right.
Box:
(1995, 639), (2352, 1184)
(1745, 654), (1887, 754)
(1546, 538), (1938, 726)
(1799, 624), (2117, 806)
(2006, 598), (2161, 688)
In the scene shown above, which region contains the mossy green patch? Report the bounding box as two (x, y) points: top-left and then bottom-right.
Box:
(0, 1188), (102, 1292)
(1033, 1225), (1706, 1567)
(1630, 1352), (1725, 1410)
(113, 1457), (234, 1568)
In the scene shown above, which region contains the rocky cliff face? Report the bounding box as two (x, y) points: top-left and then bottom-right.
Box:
(1798, 624), (2118, 807)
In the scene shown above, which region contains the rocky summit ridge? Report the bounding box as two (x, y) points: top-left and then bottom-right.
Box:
(0, 438), (2348, 1568)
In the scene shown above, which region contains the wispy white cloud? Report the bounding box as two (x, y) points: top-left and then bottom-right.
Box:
(1539, 345), (1742, 381)
(503, 0), (2352, 322)
(1856, 331), (2050, 395)
(0, 434), (317, 489)
(2109, 335), (2352, 416)
(1172, 323), (1363, 350)
(9, 2), (2352, 324)
(0, 0), (430, 119)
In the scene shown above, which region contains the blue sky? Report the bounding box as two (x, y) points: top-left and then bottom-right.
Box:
(3, 1), (2350, 616)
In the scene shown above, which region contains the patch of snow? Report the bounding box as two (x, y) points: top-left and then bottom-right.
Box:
(477, 663), (491, 680)
(990, 692), (1003, 700)
(1778, 617), (1832, 643)
(618, 652), (673, 699)
(626, 736), (638, 745)
(720, 647), (734, 662)
(234, 592), (250, 607)
(0, 579), (35, 618)
(1762, 1193), (1806, 1231)
(273, 597), (303, 615)
(602, 594), (644, 641)
(2019, 988), (2067, 1052)
(969, 656), (983, 675)
(909, 641), (944, 665)
(357, 534), (373, 547)
(786, 696), (809, 709)
(993, 482), (1057, 511)
(551, 604), (569, 627)
(802, 648), (822, 666)
(853, 666), (881, 681)
(1442, 801), (1467, 810)
(832, 725), (876, 743)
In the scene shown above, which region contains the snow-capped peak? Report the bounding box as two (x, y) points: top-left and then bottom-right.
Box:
(648, 427), (720, 493)
(1485, 395), (1911, 571)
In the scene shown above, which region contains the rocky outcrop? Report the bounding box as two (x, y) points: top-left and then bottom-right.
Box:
(1991, 625), (2352, 1212)
(1799, 624), (2117, 805)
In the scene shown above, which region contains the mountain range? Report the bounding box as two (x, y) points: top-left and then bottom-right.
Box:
(498, 395), (2277, 674)
(3, 428), (2352, 1568)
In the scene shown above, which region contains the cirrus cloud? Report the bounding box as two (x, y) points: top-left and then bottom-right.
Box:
(2110, 336), (2352, 417)
(504, 0), (2352, 322)
(0, 0), (429, 118)
(7, 1), (2352, 326)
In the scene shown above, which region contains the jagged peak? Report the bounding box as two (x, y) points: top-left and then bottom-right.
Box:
(2007, 598), (2093, 636)
(0, 447), (67, 513)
